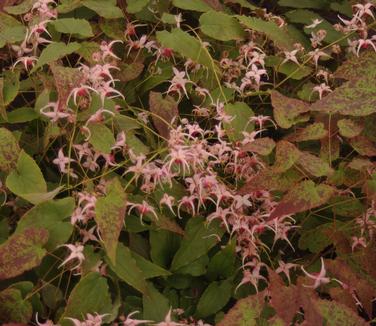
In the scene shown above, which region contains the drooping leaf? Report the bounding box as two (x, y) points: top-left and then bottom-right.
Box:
(15, 198), (74, 251)
(34, 42), (81, 70)
(0, 127), (19, 173)
(95, 178), (127, 264)
(0, 288), (32, 323)
(223, 102), (254, 142)
(271, 91), (310, 129)
(142, 283), (170, 322)
(171, 218), (224, 272)
(207, 241), (236, 280)
(59, 272), (113, 326)
(0, 227), (48, 280)
(150, 229), (181, 269)
(106, 243), (148, 294)
(131, 251), (171, 279)
(82, 0), (123, 18)
(149, 91), (178, 139)
(50, 18), (94, 38)
(268, 180), (335, 220)
(88, 124), (116, 154)
(200, 11), (246, 41)
(196, 280), (233, 318)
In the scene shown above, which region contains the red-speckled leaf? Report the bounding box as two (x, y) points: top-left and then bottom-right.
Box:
(95, 178), (127, 265)
(311, 51), (376, 116)
(217, 293), (265, 326)
(0, 228), (48, 280)
(273, 140), (301, 172)
(288, 122), (328, 142)
(271, 91), (310, 129)
(268, 180), (335, 220)
(337, 118), (364, 138)
(50, 63), (84, 112)
(242, 137), (276, 156)
(297, 151), (333, 177)
(349, 136), (376, 157)
(149, 91), (179, 140)
(0, 288), (32, 323)
(0, 127), (19, 173)
(239, 168), (304, 194)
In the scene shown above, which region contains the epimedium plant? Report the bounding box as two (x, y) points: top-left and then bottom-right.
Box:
(0, 0), (376, 325)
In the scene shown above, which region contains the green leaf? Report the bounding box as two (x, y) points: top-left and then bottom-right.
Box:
(171, 217), (224, 271)
(131, 251), (171, 278)
(4, 107), (38, 123)
(6, 150), (47, 200)
(82, 0), (123, 18)
(88, 124), (116, 154)
(3, 70), (20, 105)
(106, 243), (148, 294)
(172, 0), (212, 12)
(237, 16), (301, 50)
(298, 224), (334, 253)
(150, 229), (181, 268)
(269, 180), (335, 220)
(149, 91), (178, 139)
(197, 280), (233, 318)
(200, 11), (246, 41)
(4, 0), (34, 14)
(59, 272), (113, 326)
(223, 102), (254, 142)
(127, 0), (149, 13)
(265, 56), (312, 80)
(34, 42), (81, 70)
(279, 0), (329, 8)
(0, 287), (32, 323)
(176, 254), (209, 276)
(0, 227), (48, 280)
(224, 0), (257, 9)
(95, 178), (127, 264)
(15, 198), (74, 251)
(207, 241), (236, 280)
(271, 91), (310, 129)
(143, 283), (170, 322)
(76, 41), (101, 64)
(0, 128), (20, 173)
(56, 0), (83, 13)
(50, 18), (94, 38)
(0, 13), (26, 48)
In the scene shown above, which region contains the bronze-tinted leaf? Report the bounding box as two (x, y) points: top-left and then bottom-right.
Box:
(0, 228), (48, 280)
(95, 178), (127, 265)
(0, 288), (32, 323)
(149, 91), (179, 139)
(337, 118), (364, 138)
(288, 122), (328, 142)
(271, 90), (310, 129)
(273, 140), (301, 172)
(268, 180), (335, 220)
(297, 151), (333, 177)
(242, 137), (275, 156)
(0, 127), (19, 173)
(349, 136), (376, 157)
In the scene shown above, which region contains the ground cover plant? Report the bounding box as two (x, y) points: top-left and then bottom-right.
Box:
(1, 0), (376, 324)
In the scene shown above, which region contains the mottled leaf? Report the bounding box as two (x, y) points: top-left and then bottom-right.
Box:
(95, 178), (127, 264)
(337, 118), (364, 138)
(0, 288), (32, 323)
(273, 140), (301, 172)
(242, 137), (276, 156)
(271, 91), (310, 129)
(289, 122), (328, 142)
(269, 180), (335, 220)
(0, 228), (48, 280)
(297, 151), (333, 177)
(223, 102), (254, 142)
(0, 128), (19, 173)
(349, 136), (376, 157)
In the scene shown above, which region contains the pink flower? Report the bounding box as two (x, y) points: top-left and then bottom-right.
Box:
(301, 257), (331, 289)
(53, 148), (76, 174)
(59, 243), (85, 270)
